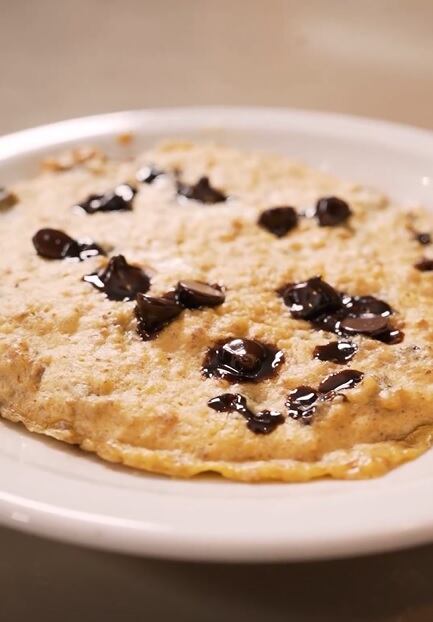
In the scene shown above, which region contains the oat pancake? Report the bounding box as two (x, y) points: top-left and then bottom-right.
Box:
(0, 140), (432, 481)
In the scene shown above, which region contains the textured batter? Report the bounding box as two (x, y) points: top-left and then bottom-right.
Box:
(1, 140), (433, 481)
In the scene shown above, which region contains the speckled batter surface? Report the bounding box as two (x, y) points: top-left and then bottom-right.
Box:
(1, 140), (433, 481)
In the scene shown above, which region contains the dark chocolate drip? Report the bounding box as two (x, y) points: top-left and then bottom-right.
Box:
(314, 196), (352, 226)
(285, 386), (319, 425)
(278, 278), (404, 345)
(202, 338), (285, 383)
(258, 206), (298, 238)
(287, 369), (364, 425)
(75, 183), (136, 214)
(177, 176), (227, 204)
(33, 228), (105, 261)
(415, 258), (433, 271)
(208, 393), (284, 435)
(135, 293), (183, 340)
(313, 340), (357, 364)
(318, 369), (364, 394)
(175, 280), (225, 308)
(83, 255), (151, 300)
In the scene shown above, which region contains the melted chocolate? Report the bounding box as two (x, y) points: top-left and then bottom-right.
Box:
(175, 280), (225, 309)
(344, 295), (392, 317)
(202, 338), (284, 383)
(279, 277), (342, 320)
(415, 232), (431, 245)
(415, 258), (433, 271)
(135, 293), (183, 340)
(0, 187), (18, 210)
(258, 206), (298, 237)
(136, 165), (164, 184)
(311, 309), (347, 334)
(315, 196), (352, 226)
(286, 386), (319, 424)
(177, 176), (227, 204)
(313, 340), (357, 364)
(373, 327), (405, 345)
(208, 393), (284, 434)
(33, 228), (105, 261)
(76, 183), (136, 214)
(83, 255), (151, 300)
(279, 277), (403, 345)
(339, 315), (389, 336)
(319, 369), (364, 394)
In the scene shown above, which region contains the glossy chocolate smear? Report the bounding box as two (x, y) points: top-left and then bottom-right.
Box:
(339, 315), (389, 336)
(313, 340), (357, 364)
(83, 255), (151, 300)
(279, 278), (403, 345)
(135, 293), (183, 340)
(208, 393), (284, 435)
(33, 228), (105, 261)
(279, 277), (342, 320)
(415, 258), (433, 271)
(177, 176), (227, 204)
(319, 369), (364, 394)
(344, 295), (392, 317)
(175, 280), (225, 309)
(136, 165), (164, 184)
(76, 183), (136, 214)
(286, 386), (319, 424)
(373, 327), (405, 345)
(315, 196), (352, 226)
(202, 338), (285, 382)
(0, 187), (18, 210)
(311, 309), (347, 334)
(258, 206), (298, 237)
(415, 232), (431, 245)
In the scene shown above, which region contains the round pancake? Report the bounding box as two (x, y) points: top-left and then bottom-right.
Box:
(0, 140), (432, 481)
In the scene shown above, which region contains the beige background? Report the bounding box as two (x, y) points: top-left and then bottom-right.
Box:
(1, 1), (433, 621)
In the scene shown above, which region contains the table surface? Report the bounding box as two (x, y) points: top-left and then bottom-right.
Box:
(1, 1), (433, 620)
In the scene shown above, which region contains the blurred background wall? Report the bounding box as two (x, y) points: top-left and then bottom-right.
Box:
(1, 0), (433, 134)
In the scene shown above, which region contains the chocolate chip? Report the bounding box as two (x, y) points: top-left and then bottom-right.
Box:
(135, 293), (183, 340)
(415, 258), (433, 271)
(415, 232), (431, 245)
(246, 410), (285, 434)
(258, 206), (298, 237)
(208, 393), (284, 434)
(175, 280), (225, 309)
(286, 386), (319, 424)
(76, 183), (136, 214)
(279, 277), (343, 320)
(0, 187), (18, 210)
(177, 176), (226, 204)
(315, 196), (352, 226)
(202, 338), (284, 383)
(318, 369), (364, 394)
(208, 393), (246, 413)
(136, 165), (164, 184)
(279, 278), (402, 345)
(83, 255), (151, 300)
(311, 309), (347, 334)
(373, 327), (405, 345)
(32, 228), (105, 261)
(343, 295), (392, 317)
(339, 315), (389, 336)
(313, 340), (357, 364)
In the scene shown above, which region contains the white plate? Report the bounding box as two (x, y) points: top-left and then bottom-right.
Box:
(1, 107), (433, 562)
